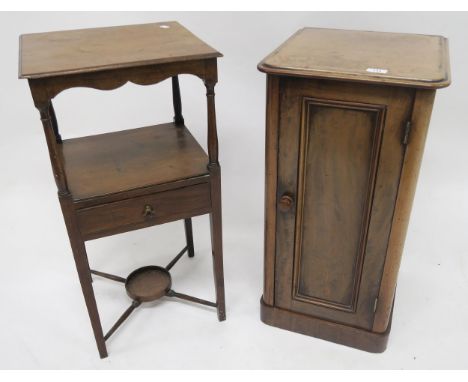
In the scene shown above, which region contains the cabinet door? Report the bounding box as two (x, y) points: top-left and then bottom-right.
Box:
(275, 77), (414, 330)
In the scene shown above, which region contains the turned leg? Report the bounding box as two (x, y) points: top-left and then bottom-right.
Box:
(184, 218), (195, 258)
(59, 194), (108, 358)
(171, 76), (184, 126)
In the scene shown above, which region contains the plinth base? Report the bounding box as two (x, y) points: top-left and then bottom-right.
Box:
(260, 297), (391, 353)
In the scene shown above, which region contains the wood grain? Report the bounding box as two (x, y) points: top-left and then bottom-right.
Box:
(27, 59), (212, 103)
(260, 27), (449, 353)
(59, 193), (108, 358)
(61, 123), (209, 201)
(263, 75), (280, 306)
(274, 77), (413, 330)
(258, 28), (450, 89)
(261, 298), (390, 353)
(373, 89), (436, 332)
(77, 183), (211, 240)
(22, 22), (226, 357)
(293, 98), (385, 312)
(19, 21), (222, 79)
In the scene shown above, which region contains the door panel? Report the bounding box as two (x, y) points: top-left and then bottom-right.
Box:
(275, 78), (414, 330)
(294, 98), (384, 312)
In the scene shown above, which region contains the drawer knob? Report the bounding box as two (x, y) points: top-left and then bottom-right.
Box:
(279, 194), (294, 212)
(143, 204), (155, 218)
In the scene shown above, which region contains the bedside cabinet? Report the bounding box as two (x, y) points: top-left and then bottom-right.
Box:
(258, 28), (450, 352)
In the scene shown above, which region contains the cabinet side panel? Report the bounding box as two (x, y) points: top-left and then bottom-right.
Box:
(373, 89), (436, 332)
(294, 99), (384, 311)
(263, 75), (280, 305)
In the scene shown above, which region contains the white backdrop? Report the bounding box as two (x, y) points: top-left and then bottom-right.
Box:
(0, 12), (467, 369)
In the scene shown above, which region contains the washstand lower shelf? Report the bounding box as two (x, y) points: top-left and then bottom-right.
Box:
(90, 245), (218, 342)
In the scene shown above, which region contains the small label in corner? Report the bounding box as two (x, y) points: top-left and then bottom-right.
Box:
(366, 67), (388, 74)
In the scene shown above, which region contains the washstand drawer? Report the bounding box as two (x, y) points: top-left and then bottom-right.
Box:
(77, 183), (211, 240)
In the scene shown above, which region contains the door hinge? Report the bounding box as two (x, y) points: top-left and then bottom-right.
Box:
(402, 120), (412, 146)
(373, 297), (378, 313)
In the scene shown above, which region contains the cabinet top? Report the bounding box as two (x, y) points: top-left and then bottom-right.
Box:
(19, 21), (222, 79)
(258, 28), (450, 89)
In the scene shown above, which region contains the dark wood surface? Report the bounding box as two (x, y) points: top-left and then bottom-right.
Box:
(261, 298), (391, 353)
(125, 266), (172, 302)
(58, 192), (107, 357)
(274, 77), (413, 331)
(263, 75), (280, 306)
(22, 22), (226, 358)
(294, 98), (385, 311)
(77, 183), (211, 241)
(19, 21), (222, 79)
(260, 28), (449, 352)
(61, 123), (209, 201)
(373, 88), (436, 332)
(258, 27), (450, 89)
